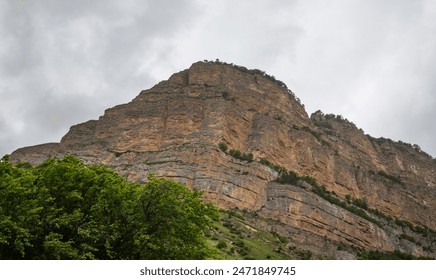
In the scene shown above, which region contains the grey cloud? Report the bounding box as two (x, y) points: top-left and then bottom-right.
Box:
(287, 0), (436, 156)
(0, 0), (199, 156)
(1, 0), (435, 158)
(167, 0), (302, 72)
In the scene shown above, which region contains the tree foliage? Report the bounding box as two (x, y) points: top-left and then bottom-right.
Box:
(0, 156), (218, 259)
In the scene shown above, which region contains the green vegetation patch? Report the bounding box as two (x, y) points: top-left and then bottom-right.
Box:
(358, 250), (432, 260)
(272, 163), (383, 227)
(217, 143), (254, 163)
(0, 156), (218, 260)
(377, 171), (404, 185)
(206, 209), (310, 260)
(218, 142), (228, 152)
(229, 149), (254, 162)
(300, 126), (331, 147)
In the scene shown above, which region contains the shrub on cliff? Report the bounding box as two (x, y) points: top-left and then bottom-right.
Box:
(229, 149), (253, 162)
(218, 142), (228, 152)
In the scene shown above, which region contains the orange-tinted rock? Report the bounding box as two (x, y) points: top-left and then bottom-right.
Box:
(11, 61), (436, 258)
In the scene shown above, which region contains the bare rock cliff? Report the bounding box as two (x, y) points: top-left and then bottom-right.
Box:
(11, 61), (436, 258)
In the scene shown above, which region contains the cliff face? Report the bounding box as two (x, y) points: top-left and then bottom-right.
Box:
(11, 61), (436, 258)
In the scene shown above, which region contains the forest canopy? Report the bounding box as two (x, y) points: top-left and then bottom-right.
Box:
(0, 155), (218, 260)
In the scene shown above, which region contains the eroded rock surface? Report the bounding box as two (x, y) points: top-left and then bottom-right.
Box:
(11, 61), (436, 258)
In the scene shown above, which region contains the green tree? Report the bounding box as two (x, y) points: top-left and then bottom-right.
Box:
(133, 176), (218, 259)
(0, 156), (218, 260)
(0, 155), (40, 259)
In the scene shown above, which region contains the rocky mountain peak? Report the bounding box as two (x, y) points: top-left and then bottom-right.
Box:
(10, 61), (436, 259)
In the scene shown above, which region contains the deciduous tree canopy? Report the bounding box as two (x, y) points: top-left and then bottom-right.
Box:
(0, 155), (218, 259)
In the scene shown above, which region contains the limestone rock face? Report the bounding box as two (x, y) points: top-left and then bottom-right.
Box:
(11, 61), (436, 258)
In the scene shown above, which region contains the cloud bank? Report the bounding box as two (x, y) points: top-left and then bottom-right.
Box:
(1, 0), (435, 157)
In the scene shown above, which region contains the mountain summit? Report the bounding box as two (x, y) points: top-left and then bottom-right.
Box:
(11, 61), (436, 259)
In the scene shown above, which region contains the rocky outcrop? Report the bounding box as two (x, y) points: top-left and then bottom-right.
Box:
(10, 61), (436, 258)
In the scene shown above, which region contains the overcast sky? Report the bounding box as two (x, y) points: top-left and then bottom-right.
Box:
(1, 0), (436, 157)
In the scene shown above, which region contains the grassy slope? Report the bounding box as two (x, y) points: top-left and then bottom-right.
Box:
(206, 209), (434, 260)
(206, 209), (315, 260)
